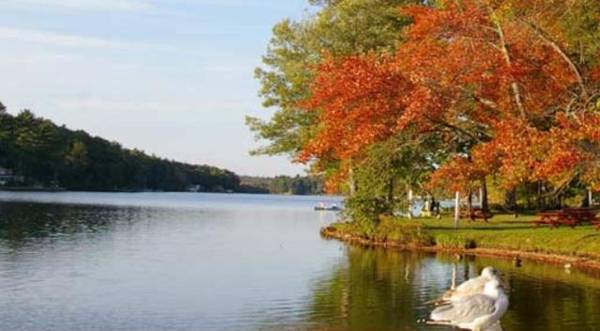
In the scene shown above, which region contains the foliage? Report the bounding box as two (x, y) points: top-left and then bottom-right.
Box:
(330, 216), (435, 246)
(344, 197), (392, 233)
(434, 234), (477, 250)
(239, 175), (324, 195)
(248, 0), (418, 158)
(371, 216), (434, 246)
(0, 109), (240, 192)
(341, 135), (441, 224)
(293, 0), (600, 227)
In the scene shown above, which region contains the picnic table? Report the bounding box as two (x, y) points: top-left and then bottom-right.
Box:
(535, 208), (599, 228)
(460, 207), (493, 222)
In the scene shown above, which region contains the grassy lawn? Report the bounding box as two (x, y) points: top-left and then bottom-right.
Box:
(327, 214), (600, 261)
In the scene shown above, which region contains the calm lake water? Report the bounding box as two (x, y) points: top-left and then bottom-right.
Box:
(0, 192), (598, 331)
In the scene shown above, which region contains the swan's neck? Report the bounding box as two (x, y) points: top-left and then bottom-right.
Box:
(491, 292), (509, 320)
(470, 292), (508, 330)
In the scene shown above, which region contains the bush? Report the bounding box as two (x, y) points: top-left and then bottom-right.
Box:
(344, 196), (393, 234)
(435, 234), (477, 249)
(372, 217), (434, 246)
(327, 217), (434, 247)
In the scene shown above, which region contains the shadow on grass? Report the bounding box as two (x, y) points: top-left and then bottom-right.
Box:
(494, 220), (535, 225)
(428, 224), (600, 232)
(427, 226), (536, 231)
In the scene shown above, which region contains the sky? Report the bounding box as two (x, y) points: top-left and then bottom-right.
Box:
(0, 0), (312, 176)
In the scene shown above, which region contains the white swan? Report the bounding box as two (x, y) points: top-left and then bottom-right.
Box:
(438, 266), (506, 303)
(429, 279), (509, 331)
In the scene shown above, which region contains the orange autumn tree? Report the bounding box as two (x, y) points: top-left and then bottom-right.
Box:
(299, 0), (600, 214)
(298, 54), (410, 161)
(394, 0), (599, 195)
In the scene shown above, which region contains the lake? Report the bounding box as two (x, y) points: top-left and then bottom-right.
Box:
(0, 192), (598, 331)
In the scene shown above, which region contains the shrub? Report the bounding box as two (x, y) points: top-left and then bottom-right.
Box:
(344, 196), (393, 234)
(372, 217), (434, 246)
(435, 234), (477, 249)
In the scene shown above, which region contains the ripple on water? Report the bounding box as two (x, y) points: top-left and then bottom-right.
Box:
(0, 194), (598, 331)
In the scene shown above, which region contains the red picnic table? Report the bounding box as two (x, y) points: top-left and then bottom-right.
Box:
(460, 207), (493, 222)
(535, 208), (599, 229)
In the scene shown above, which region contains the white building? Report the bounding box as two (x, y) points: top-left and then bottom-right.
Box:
(0, 166), (22, 185)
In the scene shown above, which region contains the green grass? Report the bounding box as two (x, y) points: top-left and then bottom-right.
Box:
(328, 214), (600, 260)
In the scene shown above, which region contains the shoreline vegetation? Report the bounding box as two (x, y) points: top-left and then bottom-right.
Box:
(321, 215), (600, 272)
(0, 105), (323, 195)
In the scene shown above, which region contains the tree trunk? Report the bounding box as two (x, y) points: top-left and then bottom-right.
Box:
(348, 159), (356, 196)
(536, 181), (545, 211)
(505, 188), (518, 217)
(387, 177), (394, 205)
(467, 190), (473, 212)
(480, 178), (489, 213)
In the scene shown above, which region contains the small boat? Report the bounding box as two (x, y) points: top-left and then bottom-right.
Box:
(314, 204), (341, 211)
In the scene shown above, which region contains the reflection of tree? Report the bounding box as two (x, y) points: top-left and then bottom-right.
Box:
(307, 247), (433, 331)
(501, 273), (600, 331)
(305, 248), (600, 331)
(0, 202), (137, 250)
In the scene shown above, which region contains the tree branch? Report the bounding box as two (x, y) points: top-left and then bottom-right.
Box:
(432, 120), (490, 143)
(479, 3), (527, 120)
(493, 17), (527, 120)
(520, 18), (588, 99)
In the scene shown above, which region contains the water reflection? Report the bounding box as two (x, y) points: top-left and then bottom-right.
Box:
(0, 194), (598, 331)
(304, 247), (600, 331)
(0, 202), (131, 248)
(305, 248), (451, 331)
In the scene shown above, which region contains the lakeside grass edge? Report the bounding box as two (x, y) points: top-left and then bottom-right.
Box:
(321, 216), (600, 272)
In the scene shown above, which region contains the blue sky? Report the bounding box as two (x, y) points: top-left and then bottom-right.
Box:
(0, 0), (311, 176)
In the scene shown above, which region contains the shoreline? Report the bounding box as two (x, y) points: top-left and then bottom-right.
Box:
(321, 226), (600, 273)
(0, 188), (329, 196)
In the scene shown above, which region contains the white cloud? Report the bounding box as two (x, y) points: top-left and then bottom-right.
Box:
(0, 0), (154, 12)
(0, 26), (177, 51)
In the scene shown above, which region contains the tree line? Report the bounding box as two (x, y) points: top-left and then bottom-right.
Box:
(250, 0), (600, 228)
(0, 104), (240, 192)
(240, 175), (323, 195)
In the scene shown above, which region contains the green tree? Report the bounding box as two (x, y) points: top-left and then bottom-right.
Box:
(0, 106), (242, 192)
(248, 0), (418, 157)
(65, 140), (89, 167)
(345, 134), (442, 229)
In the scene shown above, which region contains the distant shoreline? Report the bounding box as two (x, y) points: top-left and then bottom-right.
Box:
(0, 187), (67, 193)
(0, 188), (328, 196)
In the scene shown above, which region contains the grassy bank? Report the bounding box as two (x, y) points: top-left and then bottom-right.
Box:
(322, 215), (600, 267)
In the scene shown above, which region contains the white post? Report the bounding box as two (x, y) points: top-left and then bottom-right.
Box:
(423, 197), (431, 217)
(454, 191), (460, 229)
(589, 189), (594, 206)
